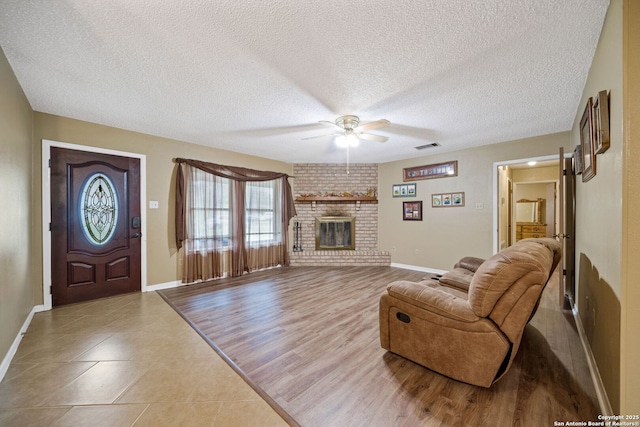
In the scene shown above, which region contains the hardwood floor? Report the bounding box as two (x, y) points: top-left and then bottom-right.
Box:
(159, 266), (600, 427)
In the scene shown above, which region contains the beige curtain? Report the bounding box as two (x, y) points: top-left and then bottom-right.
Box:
(175, 159), (296, 283)
(180, 166), (234, 282)
(245, 179), (286, 271)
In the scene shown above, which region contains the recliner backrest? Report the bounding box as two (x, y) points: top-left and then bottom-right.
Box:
(467, 240), (557, 331)
(515, 237), (562, 282)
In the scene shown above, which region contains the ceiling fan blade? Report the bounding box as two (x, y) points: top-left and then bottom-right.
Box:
(356, 119), (390, 132)
(358, 133), (388, 143)
(382, 123), (439, 140)
(318, 120), (343, 130)
(301, 132), (340, 141)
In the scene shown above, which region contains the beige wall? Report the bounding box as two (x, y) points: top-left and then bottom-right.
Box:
(0, 48), (35, 362)
(514, 182), (548, 201)
(571, 0), (625, 412)
(512, 165), (557, 182)
(32, 113), (293, 303)
(378, 132), (568, 270)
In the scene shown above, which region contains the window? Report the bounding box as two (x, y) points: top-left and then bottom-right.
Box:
(80, 173), (118, 245)
(186, 169), (231, 250)
(186, 171), (282, 250)
(176, 160), (295, 281)
(245, 180), (281, 246)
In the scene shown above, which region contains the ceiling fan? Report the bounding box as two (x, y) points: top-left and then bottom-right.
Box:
(302, 115), (390, 147)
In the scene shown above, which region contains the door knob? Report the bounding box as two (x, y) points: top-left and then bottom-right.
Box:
(553, 233), (570, 239)
(132, 232), (142, 238)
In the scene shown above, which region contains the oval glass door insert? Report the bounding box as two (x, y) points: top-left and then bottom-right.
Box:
(80, 173), (119, 245)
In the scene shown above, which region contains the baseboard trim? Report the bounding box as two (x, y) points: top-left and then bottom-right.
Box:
(572, 305), (613, 415)
(390, 263), (447, 275)
(145, 280), (182, 292)
(0, 304), (45, 382)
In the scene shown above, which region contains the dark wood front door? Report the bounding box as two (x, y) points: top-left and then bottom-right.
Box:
(50, 147), (141, 306)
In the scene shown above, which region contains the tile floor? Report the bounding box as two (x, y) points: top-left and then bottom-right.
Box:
(0, 292), (288, 427)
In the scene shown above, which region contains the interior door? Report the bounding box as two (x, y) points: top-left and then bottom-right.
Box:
(557, 147), (576, 307)
(508, 179), (513, 247)
(50, 147), (141, 306)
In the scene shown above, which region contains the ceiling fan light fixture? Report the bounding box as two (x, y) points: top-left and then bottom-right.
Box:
(335, 135), (347, 147)
(335, 132), (359, 147)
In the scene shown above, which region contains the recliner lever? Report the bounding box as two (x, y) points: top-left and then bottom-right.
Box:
(396, 312), (411, 324)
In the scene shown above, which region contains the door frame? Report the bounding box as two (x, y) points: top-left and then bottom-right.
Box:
(492, 154), (559, 254)
(42, 139), (148, 310)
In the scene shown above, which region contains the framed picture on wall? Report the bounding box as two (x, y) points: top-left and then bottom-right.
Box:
(392, 183), (417, 197)
(403, 161), (458, 182)
(593, 90), (610, 155)
(403, 201), (423, 220)
(573, 144), (583, 175)
(452, 192), (465, 206)
(432, 192), (465, 207)
(580, 97), (596, 182)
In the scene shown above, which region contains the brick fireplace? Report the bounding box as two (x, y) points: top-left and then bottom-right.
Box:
(289, 163), (390, 266)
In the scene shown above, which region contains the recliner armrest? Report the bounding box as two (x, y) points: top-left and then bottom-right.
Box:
(386, 281), (480, 322)
(454, 256), (485, 272)
(439, 268), (473, 291)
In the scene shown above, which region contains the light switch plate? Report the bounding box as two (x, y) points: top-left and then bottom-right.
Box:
(149, 201), (159, 209)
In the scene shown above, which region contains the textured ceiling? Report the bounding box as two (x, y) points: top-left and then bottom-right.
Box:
(0, 0), (609, 164)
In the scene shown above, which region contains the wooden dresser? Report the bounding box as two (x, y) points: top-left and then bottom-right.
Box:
(516, 222), (547, 241)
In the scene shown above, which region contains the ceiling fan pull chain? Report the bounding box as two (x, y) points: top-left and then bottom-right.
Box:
(346, 145), (350, 175)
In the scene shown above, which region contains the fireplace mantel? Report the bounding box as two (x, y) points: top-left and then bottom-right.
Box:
(295, 196), (377, 202)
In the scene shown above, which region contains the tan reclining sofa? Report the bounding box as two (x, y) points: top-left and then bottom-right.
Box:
(379, 238), (561, 387)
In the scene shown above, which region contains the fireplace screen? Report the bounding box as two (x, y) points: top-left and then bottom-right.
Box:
(315, 216), (355, 250)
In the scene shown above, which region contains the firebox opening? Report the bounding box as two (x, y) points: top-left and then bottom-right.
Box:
(315, 216), (355, 250)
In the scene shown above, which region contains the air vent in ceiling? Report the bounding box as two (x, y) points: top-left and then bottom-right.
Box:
(415, 142), (441, 150)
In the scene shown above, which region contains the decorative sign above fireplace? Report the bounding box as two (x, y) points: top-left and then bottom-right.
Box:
(315, 216), (355, 250)
(403, 160), (458, 182)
